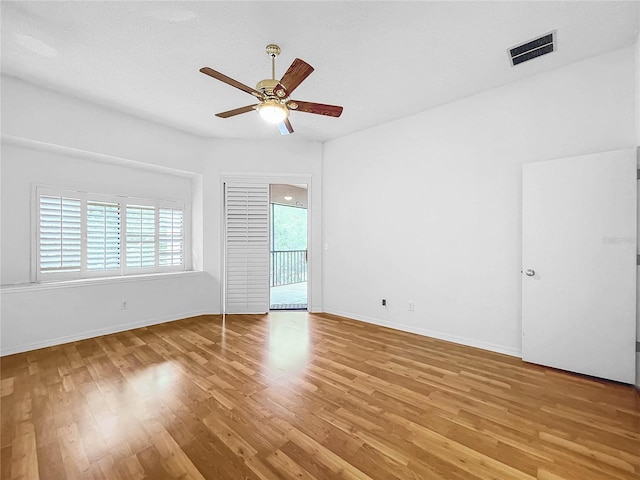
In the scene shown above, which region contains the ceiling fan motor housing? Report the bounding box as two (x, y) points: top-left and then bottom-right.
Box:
(256, 79), (283, 99)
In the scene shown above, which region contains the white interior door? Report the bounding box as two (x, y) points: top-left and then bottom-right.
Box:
(224, 183), (270, 314)
(522, 149), (636, 384)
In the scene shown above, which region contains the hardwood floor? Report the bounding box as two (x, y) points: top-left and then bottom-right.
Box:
(1, 312), (639, 479)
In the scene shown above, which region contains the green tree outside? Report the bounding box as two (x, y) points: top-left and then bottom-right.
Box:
(272, 204), (307, 251)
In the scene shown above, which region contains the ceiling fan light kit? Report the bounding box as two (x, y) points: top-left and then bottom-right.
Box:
(257, 100), (288, 124)
(199, 44), (343, 135)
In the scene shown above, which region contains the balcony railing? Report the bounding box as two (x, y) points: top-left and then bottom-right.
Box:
(271, 250), (307, 287)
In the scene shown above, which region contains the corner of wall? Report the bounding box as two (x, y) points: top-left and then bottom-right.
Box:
(636, 31), (640, 147)
(635, 29), (640, 389)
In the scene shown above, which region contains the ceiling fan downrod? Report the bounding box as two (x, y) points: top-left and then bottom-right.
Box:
(265, 44), (281, 80)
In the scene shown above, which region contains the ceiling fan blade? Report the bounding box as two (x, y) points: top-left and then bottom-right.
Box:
(200, 67), (264, 99)
(291, 101), (343, 117)
(279, 58), (314, 95)
(277, 118), (294, 135)
(215, 104), (258, 118)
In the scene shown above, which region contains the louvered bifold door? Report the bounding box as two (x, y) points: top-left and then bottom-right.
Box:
(224, 183), (270, 314)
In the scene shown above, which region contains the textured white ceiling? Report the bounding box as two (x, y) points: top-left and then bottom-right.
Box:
(1, 1), (639, 142)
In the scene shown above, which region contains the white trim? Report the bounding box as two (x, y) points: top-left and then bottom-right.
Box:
(324, 309), (522, 358)
(220, 172), (311, 181)
(1, 134), (198, 178)
(30, 183), (38, 282)
(221, 179), (226, 316)
(1, 270), (205, 293)
(0, 309), (214, 356)
(35, 184), (186, 211)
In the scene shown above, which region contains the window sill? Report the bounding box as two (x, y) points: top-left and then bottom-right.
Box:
(1, 270), (206, 294)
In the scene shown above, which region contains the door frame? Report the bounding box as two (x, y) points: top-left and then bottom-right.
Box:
(220, 173), (313, 315)
(270, 195), (309, 310)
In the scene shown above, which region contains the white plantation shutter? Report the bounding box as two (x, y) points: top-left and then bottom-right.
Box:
(35, 187), (187, 281)
(39, 195), (82, 273)
(87, 201), (120, 271)
(159, 207), (184, 267)
(224, 183), (270, 314)
(126, 205), (156, 269)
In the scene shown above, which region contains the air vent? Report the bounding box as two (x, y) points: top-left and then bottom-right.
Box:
(509, 31), (556, 66)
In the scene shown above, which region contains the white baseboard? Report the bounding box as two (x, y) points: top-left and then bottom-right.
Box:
(323, 309), (522, 358)
(3, 308), (523, 359)
(1, 310), (215, 356)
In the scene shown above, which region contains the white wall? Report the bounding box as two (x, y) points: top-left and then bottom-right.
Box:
(0, 75), (214, 355)
(1, 143), (194, 284)
(637, 32), (640, 147)
(201, 139), (323, 313)
(1, 273), (211, 355)
(0, 75), (324, 354)
(2, 43), (636, 363)
(635, 31), (640, 389)
(1, 76), (203, 173)
(322, 46), (637, 357)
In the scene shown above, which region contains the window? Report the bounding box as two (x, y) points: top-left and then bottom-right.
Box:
(39, 195), (82, 273)
(126, 205), (156, 269)
(87, 201), (120, 272)
(35, 187), (185, 281)
(159, 207), (184, 267)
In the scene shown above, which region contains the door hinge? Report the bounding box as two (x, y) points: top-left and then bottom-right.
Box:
(637, 255), (640, 266)
(637, 169), (640, 180)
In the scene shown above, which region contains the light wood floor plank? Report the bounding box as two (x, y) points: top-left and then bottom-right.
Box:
(1, 312), (639, 479)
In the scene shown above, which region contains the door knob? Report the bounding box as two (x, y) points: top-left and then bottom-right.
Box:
(525, 269), (535, 276)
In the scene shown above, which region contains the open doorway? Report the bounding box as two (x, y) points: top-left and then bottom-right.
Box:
(270, 184), (308, 310)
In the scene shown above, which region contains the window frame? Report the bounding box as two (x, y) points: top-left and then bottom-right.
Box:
(34, 186), (186, 282)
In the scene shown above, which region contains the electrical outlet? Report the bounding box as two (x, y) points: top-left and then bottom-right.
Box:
(408, 301), (415, 311)
(121, 300), (128, 310)
(382, 299), (387, 306)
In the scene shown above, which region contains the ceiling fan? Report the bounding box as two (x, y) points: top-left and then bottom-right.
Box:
(199, 44), (343, 135)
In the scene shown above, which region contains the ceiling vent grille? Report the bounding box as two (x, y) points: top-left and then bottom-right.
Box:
(509, 31), (556, 66)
